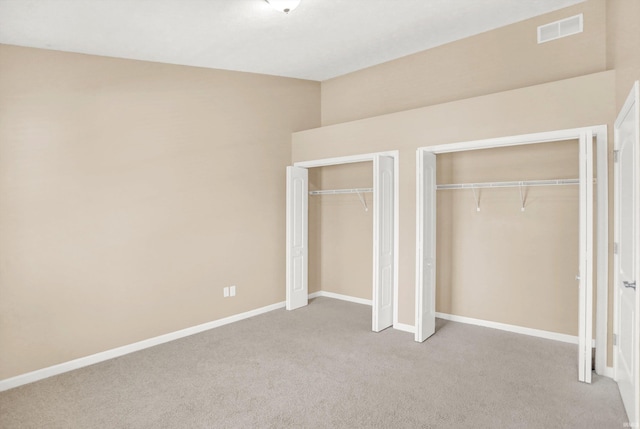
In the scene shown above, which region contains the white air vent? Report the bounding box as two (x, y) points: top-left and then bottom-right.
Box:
(537, 14), (583, 44)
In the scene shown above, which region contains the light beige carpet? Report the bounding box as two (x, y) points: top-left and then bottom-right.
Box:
(0, 297), (628, 428)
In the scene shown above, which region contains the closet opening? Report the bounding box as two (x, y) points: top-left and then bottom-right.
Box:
(415, 127), (608, 384)
(308, 162), (373, 308)
(286, 151), (399, 332)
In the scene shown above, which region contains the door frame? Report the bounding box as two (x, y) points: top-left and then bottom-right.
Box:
(415, 126), (608, 382)
(613, 80), (639, 424)
(292, 151), (400, 330)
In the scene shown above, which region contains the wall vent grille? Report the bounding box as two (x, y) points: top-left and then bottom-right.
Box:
(537, 14), (583, 44)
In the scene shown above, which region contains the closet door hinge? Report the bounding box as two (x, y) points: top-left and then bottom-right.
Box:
(613, 333), (617, 346)
(613, 150), (619, 163)
(614, 242), (619, 255)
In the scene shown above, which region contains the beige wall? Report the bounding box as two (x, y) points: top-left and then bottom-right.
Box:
(607, 0), (640, 110)
(293, 71), (615, 336)
(605, 0), (640, 367)
(308, 163), (373, 300)
(2, 0), (637, 383)
(308, 0), (633, 367)
(437, 141), (580, 335)
(321, 0), (607, 126)
(0, 44), (320, 379)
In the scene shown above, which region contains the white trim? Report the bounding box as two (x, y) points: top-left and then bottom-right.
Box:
(393, 323), (415, 334)
(293, 151), (398, 169)
(425, 127), (603, 154)
(311, 291), (414, 334)
(604, 366), (615, 379)
(417, 125), (608, 383)
(595, 126), (609, 376)
(436, 312), (582, 345)
(0, 301), (286, 392)
(309, 290), (372, 306)
(578, 129), (594, 383)
(293, 150), (400, 334)
(393, 153), (400, 327)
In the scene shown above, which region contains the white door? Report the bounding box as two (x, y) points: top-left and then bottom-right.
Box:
(415, 150), (437, 342)
(614, 81), (639, 426)
(373, 155), (394, 331)
(286, 166), (308, 311)
(578, 131), (594, 384)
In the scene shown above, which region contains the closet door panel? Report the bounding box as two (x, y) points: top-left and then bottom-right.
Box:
(578, 131), (593, 383)
(415, 150), (437, 342)
(286, 166), (308, 311)
(373, 155), (394, 331)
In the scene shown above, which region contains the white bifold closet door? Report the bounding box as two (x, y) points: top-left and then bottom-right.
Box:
(372, 155), (394, 332)
(286, 166), (308, 311)
(578, 131), (594, 384)
(414, 134), (596, 383)
(415, 150), (437, 342)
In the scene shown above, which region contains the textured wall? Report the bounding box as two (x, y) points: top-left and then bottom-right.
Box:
(0, 44), (320, 379)
(308, 162), (373, 301)
(607, 0), (640, 110)
(321, 0), (606, 126)
(436, 141), (579, 335)
(293, 71), (615, 337)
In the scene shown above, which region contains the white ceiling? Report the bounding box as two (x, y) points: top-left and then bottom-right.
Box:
(0, 0), (585, 81)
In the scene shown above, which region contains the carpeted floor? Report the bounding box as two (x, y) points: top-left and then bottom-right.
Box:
(0, 297), (629, 428)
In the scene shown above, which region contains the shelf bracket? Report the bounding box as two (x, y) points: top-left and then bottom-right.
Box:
(519, 182), (526, 212)
(471, 187), (480, 212)
(356, 190), (369, 212)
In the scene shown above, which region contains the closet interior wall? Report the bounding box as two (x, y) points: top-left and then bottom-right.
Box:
(436, 140), (584, 336)
(308, 162), (373, 300)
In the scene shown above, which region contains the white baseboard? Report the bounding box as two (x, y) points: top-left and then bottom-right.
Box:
(0, 301), (286, 392)
(393, 322), (415, 334)
(602, 366), (614, 378)
(435, 312), (584, 345)
(309, 290), (372, 306)
(310, 291), (415, 334)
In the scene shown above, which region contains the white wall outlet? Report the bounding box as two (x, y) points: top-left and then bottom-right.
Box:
(230, 285), (236, 297)
(223, 287), (229, 297)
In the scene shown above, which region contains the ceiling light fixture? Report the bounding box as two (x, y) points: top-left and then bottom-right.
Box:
(265, 0), (301, 14)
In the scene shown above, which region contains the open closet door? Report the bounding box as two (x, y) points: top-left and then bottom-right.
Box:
(578, 131), (594, 383)
(373, 155), (394, 332)
(614, 81), (639, 426)
(415, 150), (437, 342)
(286, 166), (308, 311)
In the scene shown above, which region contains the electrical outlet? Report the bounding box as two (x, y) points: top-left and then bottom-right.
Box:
(230, 285), (236, 297)
(223, 287), (229, 297)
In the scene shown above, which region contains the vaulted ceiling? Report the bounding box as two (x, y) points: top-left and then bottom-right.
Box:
(0, 0), (585, 81)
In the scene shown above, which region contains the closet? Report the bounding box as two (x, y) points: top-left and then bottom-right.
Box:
(286, 152), (397, 332)
(308, 162), (373, 303)
(415, 126), (608, 384)
(434, 140), (581, 337)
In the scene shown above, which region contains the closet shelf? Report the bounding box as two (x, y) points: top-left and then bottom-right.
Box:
(309, 188), (373, 195)
(436, 178), (593, 190)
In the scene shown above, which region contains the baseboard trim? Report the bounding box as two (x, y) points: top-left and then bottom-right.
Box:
(309, 290), (372, 306)
(0, 301), (286, 392)
(603, 366), (614, 379)
(310, 291), (416, 334)
(435, 312), (581, 345)
(393, 322), (415, 334)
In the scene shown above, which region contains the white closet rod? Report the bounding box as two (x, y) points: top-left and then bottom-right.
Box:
(436, 178), (593, 190)
(309, 187), (373, 195)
